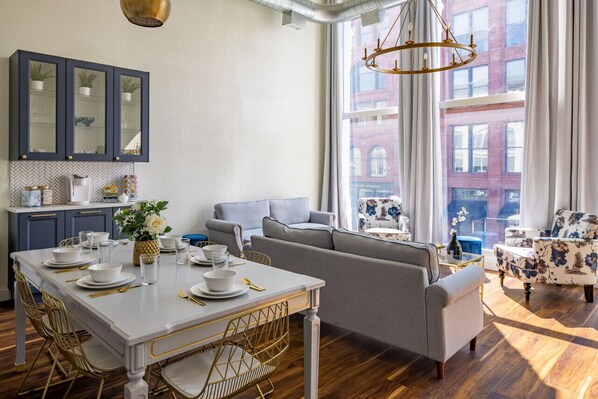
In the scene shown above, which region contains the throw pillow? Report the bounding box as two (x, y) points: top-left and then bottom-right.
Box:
(262, 217), (333, 249)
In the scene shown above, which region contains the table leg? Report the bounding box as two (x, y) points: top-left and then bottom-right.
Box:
(124, 344), (148, 399)
(480, 257), (485, 302)
(304, 307), (320, 399)
(15, 280), (27, 372)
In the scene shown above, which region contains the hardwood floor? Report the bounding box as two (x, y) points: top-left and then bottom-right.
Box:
(1, 271), (596, 398)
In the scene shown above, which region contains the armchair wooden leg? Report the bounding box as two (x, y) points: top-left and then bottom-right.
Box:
(524, 283), (532, 302)
(435, 361), (445, 380)
(498, 270), (505, 287)
(584, 285), (594, 303)
(470, 337), (477, 351)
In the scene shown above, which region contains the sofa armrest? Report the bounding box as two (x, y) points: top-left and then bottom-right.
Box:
(426, 266), (485, 308)
(309, 210), (335, 226)
(358, 213), (368, 233)
(205, 219), (243, 256)
(532, 238), (598, 285)
(505, 227), (549, 248)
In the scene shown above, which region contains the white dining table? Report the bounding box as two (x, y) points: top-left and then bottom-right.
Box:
(11, 245), (325, 398)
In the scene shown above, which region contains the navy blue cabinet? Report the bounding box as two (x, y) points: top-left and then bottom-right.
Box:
(65, 208), (113, 239)
(16, 211), (66, 251)
(9, 50), (149, 162)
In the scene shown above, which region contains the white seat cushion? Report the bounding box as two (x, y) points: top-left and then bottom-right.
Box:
(66, 338), (122, 371)
(161, 345), (274, 398)
(494, 244), (537, 282)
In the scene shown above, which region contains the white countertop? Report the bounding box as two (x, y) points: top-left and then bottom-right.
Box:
(6, 202), (133, 213)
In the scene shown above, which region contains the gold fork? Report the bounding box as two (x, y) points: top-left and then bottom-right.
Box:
(54, 264), (90, 274)
(177, 290), (206, 306)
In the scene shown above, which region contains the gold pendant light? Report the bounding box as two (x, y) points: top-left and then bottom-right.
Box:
(120, 0), (171, 28)
(363, 0), (477, 75)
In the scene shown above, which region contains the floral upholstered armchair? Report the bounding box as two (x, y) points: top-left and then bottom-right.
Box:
(494, 209), (597, 302)
(357, 197), (411, 241)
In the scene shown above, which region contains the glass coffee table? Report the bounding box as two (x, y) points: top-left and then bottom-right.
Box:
(438, 252), (485, 301)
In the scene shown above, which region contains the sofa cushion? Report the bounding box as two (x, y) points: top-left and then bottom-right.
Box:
(214, 200), (270, 230)
(269, 197), (310, 225)
(242, 228), (263, 244)
(263, 217), (333, 249)
(332, 229), (439, 283)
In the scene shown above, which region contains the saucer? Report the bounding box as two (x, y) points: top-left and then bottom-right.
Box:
(159, 244), (176, 253)
(190, 282), (249, 299)
(42, 257), (94, 268)
(82, 241), (120, 250)
(189, 254), (244, 266)
(79, 272), (136, 286)
(76, 273), (136, 289)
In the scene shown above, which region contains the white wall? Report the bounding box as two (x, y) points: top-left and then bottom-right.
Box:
(0, 0), (326, 300)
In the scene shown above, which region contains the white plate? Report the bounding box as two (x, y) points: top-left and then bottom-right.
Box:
(82, 241), (120, 250)
(189, 255), (244, 267)
(196, 281), (247, 296)
(42, 257), (95, 268)
(79, 272), (136, 286)
(76, 273), (136, 290)
(190, 282), (249, 299)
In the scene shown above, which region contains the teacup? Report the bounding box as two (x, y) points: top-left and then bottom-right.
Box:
(88, 263), (122, 283)
(202, 244), (227, 260)
(53, 247), (82, 263)
(203, 269), (236, 292)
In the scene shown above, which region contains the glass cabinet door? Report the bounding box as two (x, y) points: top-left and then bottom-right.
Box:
(66, 60), (113, 161)
(114, 68), (149, 162)
(12, 51), (66, 160)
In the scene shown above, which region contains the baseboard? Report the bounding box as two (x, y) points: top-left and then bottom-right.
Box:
(0, 287), (11, 302)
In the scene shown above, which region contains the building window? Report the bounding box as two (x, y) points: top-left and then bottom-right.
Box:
(350, 147), (362, 176)
(375, 101), (387, 125)
(351, 65), (386, 94)
(453, 124), (488, 172)
(506, 59), (526, 92)
(506, 0), (527, 47)
(506, 121), (524, 173)
(506, 190), (520, 202)
(452, 65), (488, 99)
(369, 146), (387, 177)
(452, 7), (488, 54)
(453, 188), (488, 200)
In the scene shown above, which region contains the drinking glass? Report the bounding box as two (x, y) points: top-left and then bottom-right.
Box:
(212, 252), (229, 270)
(175, 238), (190, 265)
(140, 254), (158, 285)
(79, 230), (94, 253)
(98, 240), (114, 263)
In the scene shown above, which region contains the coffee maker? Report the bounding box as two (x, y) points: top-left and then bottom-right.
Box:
(68, 175), (90, 205)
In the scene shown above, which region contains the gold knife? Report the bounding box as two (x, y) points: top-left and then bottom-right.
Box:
(54, 265), (90, 274)
(89, 284), (141, 298)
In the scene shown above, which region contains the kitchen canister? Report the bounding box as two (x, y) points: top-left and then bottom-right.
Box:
(21, 186), (42, 207)
(40, 185), (53, 206)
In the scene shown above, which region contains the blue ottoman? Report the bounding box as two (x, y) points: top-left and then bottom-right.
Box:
(182, 234), (208, 246)
(457, 235), (482, 255)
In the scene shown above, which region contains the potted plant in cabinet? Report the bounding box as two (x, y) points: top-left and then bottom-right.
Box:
(29, 63), (54, 91)
(77, 70), (97, 96)
(121, 77), (141, 102)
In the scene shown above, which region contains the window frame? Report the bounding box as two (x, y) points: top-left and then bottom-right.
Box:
(505, 58), (526, 92)
(452, 124), (489, 173)
(505, 120), (524, 174)
(451, 65), (489, 99)
(368, 145), (388, 178)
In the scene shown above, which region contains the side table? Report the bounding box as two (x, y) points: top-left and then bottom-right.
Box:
(438, 252), (485, 301)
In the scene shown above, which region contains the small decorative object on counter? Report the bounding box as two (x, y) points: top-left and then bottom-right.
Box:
(40, 185), (52, 206)
(123, 175), (138, 201)
(447, 231), (462, 260)
(21, 186), (42, 207)
(118, 193), (129, 203)
(103, 186), (119, 203)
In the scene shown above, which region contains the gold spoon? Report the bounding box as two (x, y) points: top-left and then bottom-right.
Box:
(242, 277), (265, 291)
(177, 290), (206, 306)
(54, 264), (90, 274)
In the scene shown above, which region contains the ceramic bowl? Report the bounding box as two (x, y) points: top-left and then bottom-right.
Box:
(79, 116), (95, 127)
(159, 234), (181, 249)
(203, 270), (236, 292)
(202, 244), (227, 260)
(91, 232), (110, 246)
(52, 247), (82, 263)
(88, 263), (122, 283)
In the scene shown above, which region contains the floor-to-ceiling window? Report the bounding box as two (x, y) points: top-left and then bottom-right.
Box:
(341, 0), (528, 245)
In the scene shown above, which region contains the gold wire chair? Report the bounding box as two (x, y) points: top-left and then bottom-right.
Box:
(195, 240), (218, 248)
(41, 290), (124, 399)
(59, 236), (80, 247)
(13, 265), (71, 398)
(160, 300), (290, 399)
(240, 251), (272, 266)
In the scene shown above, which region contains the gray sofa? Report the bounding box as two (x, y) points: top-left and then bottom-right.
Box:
(251, 217), (486, 379)
(205, 197), (335, 256)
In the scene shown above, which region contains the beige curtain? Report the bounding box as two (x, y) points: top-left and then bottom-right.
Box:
(521, 0), (598, 228)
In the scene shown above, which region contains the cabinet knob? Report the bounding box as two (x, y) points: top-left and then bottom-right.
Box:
(67, 155), (73, 160)
(21, 155), (27, 160)
(115, 156), (120, 161)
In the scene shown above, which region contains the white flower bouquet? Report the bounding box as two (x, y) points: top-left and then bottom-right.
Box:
(450, 206), (468, 235)
(113, 200), (171, 241)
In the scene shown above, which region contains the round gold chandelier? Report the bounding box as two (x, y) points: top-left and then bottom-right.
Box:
(363, 0), (477, 75)
(120, 0), (171, 28)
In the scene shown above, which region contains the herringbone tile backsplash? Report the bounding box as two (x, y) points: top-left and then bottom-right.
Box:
(10, 161), (135, 206)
